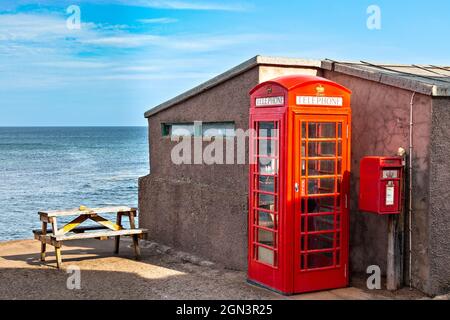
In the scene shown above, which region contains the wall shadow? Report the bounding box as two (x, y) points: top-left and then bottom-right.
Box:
(0, 239), (279, 300)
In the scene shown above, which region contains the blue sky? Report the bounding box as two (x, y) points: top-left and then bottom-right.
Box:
(0, 0), (449, 126)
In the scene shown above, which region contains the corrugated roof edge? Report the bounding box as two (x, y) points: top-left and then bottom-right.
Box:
(321, 59), (450, 97)
(144, 55), (322, 118)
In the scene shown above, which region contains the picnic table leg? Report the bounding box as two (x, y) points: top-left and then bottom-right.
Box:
(55, 242), (63, 269)
(50, 218), (63, 268)
(40, 221), (47, 261)
(114, 212), (123, 254)
(132, 235), (141, 260)
(128, 211), (141, 260)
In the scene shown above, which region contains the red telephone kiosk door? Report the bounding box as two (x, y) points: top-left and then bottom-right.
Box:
(293, 114), (350, 293)
(249, 75), (351, 295)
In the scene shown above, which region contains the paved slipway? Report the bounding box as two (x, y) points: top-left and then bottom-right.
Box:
(0, 239), (429, 300)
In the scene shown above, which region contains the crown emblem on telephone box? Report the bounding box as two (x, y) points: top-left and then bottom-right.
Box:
(316, 85), (325, 96)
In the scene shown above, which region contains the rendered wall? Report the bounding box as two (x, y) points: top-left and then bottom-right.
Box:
(323, 70), (433, 294)
(429, 97), (450, 295)
(259, 66), (321, 82)
(139, 67), (259, 270)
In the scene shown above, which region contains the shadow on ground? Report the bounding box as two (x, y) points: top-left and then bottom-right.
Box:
(0, 239), (427, 300)
(0, 239), (280, 300)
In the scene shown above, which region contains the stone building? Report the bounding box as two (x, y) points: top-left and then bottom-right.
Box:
(139, 56), (450, 296)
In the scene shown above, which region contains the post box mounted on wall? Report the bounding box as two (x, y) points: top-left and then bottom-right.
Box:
(359, 157), (404, 215)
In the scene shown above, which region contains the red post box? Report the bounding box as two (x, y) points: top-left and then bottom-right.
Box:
(359, 157), (404, 215)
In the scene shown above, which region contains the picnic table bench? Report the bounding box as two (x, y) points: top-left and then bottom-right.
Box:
(32, 206), (148, 268)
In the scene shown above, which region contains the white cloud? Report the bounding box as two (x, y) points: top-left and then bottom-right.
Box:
(0, 10), (270, 91)
(115, 65), (161, 72)
(94, 23), (132, 31)
(0, 13), (69, 41)
(81, 34), (163, 47)
(138, 17), (178, 24)
(34, 60), (111, 69)
(96, 71), (212, 81)
(0, 12), (265, 52)
(78, 32), (274, 51)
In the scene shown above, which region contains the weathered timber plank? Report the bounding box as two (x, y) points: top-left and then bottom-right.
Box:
(41, 221), (47, 262)
(35, 231), (147, 245)
(34, 234), (59, 246)
(128, 213), (141, 259)
(90, 214), (123, 231)
(33, 226), (109, 235)
(55, 245), (62, 268)
(39, 213), (50, 223)
(114, 212), (123, 254)
(39, 206), (137, 217)
(53, 229), (147, 241)
(387, 212), (404, 290)
(59, 215), (89, 235)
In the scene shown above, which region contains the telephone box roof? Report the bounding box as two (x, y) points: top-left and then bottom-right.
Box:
(249, 74), (352, 94)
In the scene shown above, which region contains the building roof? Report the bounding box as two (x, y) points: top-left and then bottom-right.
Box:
(144, 56), (322, 118)
(145, 56), (450, 118)
(249, 74), (351, 94)
(322, 59), (450, 96)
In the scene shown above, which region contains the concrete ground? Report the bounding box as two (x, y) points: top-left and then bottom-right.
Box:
(0, 238), (428, 300)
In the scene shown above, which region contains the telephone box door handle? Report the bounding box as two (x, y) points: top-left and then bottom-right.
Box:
(295, 182), (299, 193)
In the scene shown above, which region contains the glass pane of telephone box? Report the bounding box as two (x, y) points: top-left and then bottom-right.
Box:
(258, 175), (275, 193)
(307, 252), (334, 269)
(257, 246), (275, 266)
(301, 197), (336, 215)
(304, 215), (336, 233)
(308, 141), (337, 157)
(258, 122), (277, 139)
(257, 229), (275, 247)
(257, 211), (276, 229)
(308, 178), (336, 195)
(308, 159), (336, 176)
(258, 139), (278, 157)
(259, 157), (277, 175)
(307, 233), (335, 251)
(308, 123), (337, 139)
(258, 194), (276, 211)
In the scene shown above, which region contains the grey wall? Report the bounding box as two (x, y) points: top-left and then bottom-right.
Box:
(324, 70), (433, 294)
(429, 97), (450, 295)
(139, 67), (259, 270)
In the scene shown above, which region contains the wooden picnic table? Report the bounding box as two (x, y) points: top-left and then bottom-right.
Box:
(33, 206), (148, 269)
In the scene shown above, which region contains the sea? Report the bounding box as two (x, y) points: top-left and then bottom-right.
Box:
(0, 127), (149, 241)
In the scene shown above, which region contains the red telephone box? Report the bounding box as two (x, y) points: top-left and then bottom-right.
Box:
(248, 75), (352, 295)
